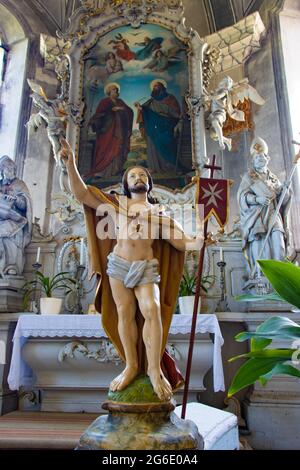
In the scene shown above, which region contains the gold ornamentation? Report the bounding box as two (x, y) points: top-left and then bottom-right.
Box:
(223, 99), (253, 137)
(202, 46), (220, 92)
(63, 236), (84, 244)
(110, 0), (181, 11)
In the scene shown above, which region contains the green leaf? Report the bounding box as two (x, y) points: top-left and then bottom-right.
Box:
(49, 272), (74, 290)
(252, 316), (298, 351)
(251, 337), (272, 351)
(52, 283), (75, 291)
(228, 357), (285, 397)
(258, 260), (300, 310)
(179, 269), (215, 297)
(235, 316), (300, 343)
(260, 363), (300, 383)
(233, 348), (297, 361)
(35, 271), (45, 279)
(229, 349), (295, 362)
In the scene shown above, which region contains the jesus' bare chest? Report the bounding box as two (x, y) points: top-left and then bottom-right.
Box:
(116, 204), (160, 242)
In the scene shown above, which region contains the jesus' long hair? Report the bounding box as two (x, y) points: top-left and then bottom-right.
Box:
(121, 166), (158, 204)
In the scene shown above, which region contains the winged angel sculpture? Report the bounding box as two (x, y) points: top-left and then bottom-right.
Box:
(27, 79), (84, 166)
(205, 76), (265, 151)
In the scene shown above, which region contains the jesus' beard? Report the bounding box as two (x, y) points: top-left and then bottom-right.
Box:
(129, 182), (149, 194)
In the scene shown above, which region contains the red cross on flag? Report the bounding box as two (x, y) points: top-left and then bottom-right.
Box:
(196, 178), (230, 228)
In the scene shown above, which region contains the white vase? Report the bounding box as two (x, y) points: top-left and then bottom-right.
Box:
(178, 296), (201, 315)
(40, 297), (63, 315)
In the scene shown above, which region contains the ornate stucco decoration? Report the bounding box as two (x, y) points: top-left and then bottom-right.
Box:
(205, 12), (266, 74)
(58, 338), (181, 366)
(40, 34), (71, 81)
(108, 0), (184, 28)
(58, 340), (122, 365)
(47, 192), (84, 235)
(185, 94), (203, 118)
(202, 46), (220, 93)
(32, 217), (54, 243)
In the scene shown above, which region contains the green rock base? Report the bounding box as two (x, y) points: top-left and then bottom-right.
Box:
(108, 374), (161, 404)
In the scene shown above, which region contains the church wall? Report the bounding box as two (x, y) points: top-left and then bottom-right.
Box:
(0, 37), (28, 158)
(0, 1), (60, 233)
(280, 7), (300, 147)
(247, 36), (286, 179)
(280, 3), (300, 249)
(0, 3), (28, 161)
(182, 0), (210, 36)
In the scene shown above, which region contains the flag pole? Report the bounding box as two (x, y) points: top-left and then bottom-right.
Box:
(181, 155), (221, 419)
(181, 223), (208, 419)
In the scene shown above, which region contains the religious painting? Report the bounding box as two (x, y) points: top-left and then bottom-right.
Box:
(78, 23), (193, 189)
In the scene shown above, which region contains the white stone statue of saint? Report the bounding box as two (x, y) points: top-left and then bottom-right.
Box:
(0, 156), (32, 276)
(206, 76), (265, 151)
(237, 137), (293, 282)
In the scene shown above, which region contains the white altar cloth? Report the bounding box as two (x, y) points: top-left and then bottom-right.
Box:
(8, 314), (225, 392)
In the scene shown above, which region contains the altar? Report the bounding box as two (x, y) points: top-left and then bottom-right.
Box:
(8, 314), (225, 413)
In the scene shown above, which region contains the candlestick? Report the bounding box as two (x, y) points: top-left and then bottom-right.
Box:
(75, 264), (85, 314)
(32, 260), (42, 314)
(215, 260), (231, 312)
(79, 238), (84, 266)
(36, 247), (41, 264)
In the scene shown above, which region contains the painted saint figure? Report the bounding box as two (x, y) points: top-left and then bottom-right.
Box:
(87, 83), (134, 178)
(135, 80), (182, 173)
(105, 52), (123, 75)
(0, 156), (32, 276)
(60, 138), (203, 401)
(134, 36), (164, 61)
(108, 33), (135, 62)
(144, 49), (169, 72)
(238, 137), (292, 281)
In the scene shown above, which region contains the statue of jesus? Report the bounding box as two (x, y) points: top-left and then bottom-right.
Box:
(60, 138), (203, 401)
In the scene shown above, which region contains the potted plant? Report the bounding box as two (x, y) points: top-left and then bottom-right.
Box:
(228, 260), (300, 397)
(22, 271), (76, 315)
(178, 268), (215, 314)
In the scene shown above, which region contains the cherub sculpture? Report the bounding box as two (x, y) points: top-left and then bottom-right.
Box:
(206, 76), (265, 151)
(27, 80), (68, 165)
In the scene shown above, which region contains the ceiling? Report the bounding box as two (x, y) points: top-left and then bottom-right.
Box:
(0, 0), (265, 39)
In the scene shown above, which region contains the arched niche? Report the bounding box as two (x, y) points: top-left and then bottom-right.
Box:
(0, 3), (28, 164)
